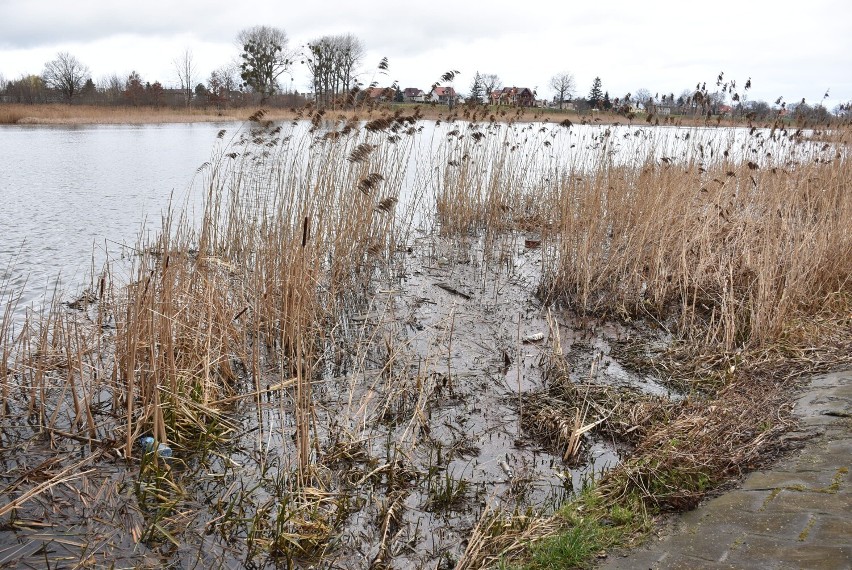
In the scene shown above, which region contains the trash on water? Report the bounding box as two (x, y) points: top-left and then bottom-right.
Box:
(523, 332), (545, 343)
(139, 436), (173, 458)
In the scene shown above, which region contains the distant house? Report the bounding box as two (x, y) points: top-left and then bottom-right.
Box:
(490, 87), (535, 107)
(429, 86), (457, 104)
(162, 88), (189, 106)
(718, 104), (733, 116)
(403, 87), (426, 103)
(364, 87), (394, 102)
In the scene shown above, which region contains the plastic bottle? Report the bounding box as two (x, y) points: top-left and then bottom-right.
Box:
(139, 436), (173, 458)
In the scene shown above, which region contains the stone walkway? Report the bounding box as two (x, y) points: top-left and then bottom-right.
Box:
(599, 370), (851, 570)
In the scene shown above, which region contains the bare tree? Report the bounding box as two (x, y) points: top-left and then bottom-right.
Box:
(99, 74), (125, 104)
(634, 88), (652, 106)
(304, 33), (366, 108)
(549, 71), (576, 110)
(42, 52), (90, 101)
(207, 65), (241, 108)
(173, 48), (196, 107)
(481, 73), (502, 103)
(237, 25), (293, 101)
(338, 34), (365, 97)
(6, 75), (47, 103)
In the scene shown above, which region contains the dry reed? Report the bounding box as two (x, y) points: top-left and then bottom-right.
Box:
(2, 110), (850, 568)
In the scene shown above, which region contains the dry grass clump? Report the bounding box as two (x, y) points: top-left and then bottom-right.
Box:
(612, 379), (795, 509)
(592, 350), (813, 514)
(539, 130), (852, 352)
(110, 112), (415, 460)
(456, 505), (563, 570)
(1, 105), (415, 468)
(523, 374), (680, 464)
(0, 103), (244, 124)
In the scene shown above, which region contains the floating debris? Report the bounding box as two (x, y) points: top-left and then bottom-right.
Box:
(434, 282), (471, 300)
(523, 332), (545, 343)
(139, 436), (172, 458)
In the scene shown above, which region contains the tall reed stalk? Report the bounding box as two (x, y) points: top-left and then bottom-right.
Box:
(104, 113), (418, 464)
(432, 122), (851, 351)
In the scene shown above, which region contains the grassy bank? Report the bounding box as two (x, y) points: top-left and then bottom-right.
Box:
(0, 101), (799, 128)
(1, 109), (850, 568)
(0, 102), (481, 125)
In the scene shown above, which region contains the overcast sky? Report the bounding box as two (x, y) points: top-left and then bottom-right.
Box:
(1, 0), (850, 108)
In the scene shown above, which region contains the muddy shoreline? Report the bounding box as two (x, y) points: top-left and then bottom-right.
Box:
(1, 115), (849, 569)
(0, 230), (678, 568)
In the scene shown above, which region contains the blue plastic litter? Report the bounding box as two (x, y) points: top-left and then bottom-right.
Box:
(139, 436), (172, 458)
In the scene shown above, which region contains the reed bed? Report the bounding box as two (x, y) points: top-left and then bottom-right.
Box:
(541, 145), (852, 352)
(1, 112), (850, 568)
(432, 121), (851, 353)
(113, 111), (417, 459)
(1, 109), (421, 561)
(0, 103), (243, 124)
(0, 102), (494, 126)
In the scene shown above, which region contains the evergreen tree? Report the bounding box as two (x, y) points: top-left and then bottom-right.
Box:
(603, 91), (612, 110)
(469, 71), (484, 104)
(587, 77), (604, 109)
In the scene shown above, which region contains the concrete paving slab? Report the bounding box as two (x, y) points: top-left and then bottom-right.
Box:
(598, 370), (852, 570)
(727, 534), (852, 570)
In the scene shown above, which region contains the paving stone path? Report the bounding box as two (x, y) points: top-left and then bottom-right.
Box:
(599, 370), (851, 570)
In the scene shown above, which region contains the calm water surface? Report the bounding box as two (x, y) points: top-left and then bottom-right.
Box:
(0, 123), (229, 313)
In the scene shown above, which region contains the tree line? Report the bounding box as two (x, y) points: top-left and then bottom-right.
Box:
(1, 26), (848, 120)
(526, 72), (845, 121)
(0, 26), (364, 109)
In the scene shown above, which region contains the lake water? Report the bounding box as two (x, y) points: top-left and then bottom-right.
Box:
(0, 123), (228, 314)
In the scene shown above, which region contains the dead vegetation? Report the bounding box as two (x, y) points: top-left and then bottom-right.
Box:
(1, 107), (850, 568)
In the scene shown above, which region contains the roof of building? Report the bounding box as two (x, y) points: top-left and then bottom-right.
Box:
(431, 86), (456, 96)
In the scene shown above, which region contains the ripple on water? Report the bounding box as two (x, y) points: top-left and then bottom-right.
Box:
(0, 123), (224, 318)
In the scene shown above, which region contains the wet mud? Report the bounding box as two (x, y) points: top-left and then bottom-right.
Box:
(0, 231), (677, 569)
